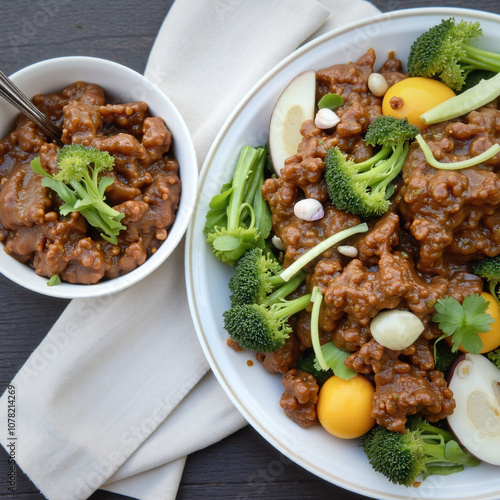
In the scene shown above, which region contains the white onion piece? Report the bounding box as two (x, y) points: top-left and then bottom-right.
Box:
(448, 353), (500, 465)
(369, 309), (424, 350)
(294, 199), (324, 221)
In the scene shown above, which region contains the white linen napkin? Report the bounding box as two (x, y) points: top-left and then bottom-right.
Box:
(0, 1), (380, 499)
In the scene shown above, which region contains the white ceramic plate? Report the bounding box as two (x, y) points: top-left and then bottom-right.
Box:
(186, 8), (500, 499)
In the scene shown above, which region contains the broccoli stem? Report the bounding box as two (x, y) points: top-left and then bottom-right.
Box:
(418, 421), (455, 443)
(266, 272), (304, 305)
(373, 144), (409, 195)
(354, 145), (392, 171)
(70, 181), (121, 219)
(355, 143), (407, 191)
(280, 222), (368, 282)
(421, 442), (449, 465)
(270, 293), (312, 322)
(461, 42), (500, 71)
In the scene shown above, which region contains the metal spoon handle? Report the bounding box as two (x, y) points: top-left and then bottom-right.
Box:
(0, 70), (61, 142)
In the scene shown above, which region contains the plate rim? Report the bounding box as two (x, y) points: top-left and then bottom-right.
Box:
(185, 7), (500, 499)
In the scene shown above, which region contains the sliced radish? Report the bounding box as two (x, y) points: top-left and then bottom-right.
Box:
(447, 353), (500, 465)
(268, 70), (316, 176)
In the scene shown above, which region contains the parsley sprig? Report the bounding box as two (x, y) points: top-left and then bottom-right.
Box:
(432, 294), (494, 354)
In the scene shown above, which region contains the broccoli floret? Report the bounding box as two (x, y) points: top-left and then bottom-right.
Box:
(407, 17), (500, 91)
(487, 347), (500, 368)
(223, 293), (311, 352)
(433, 338), (460, 373)
(473, 256), (500, 307)
(31, 144), (125, 244)
(205, 145), (271, 265)
(295, 348), (333, 386)
(324, 116), (419, 217)
(228, 247), (304, 306)
(362, 415), (480, 487)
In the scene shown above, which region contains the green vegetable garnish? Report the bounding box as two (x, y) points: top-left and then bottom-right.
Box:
(228, 247), (303, 306)
(323, 116), (419, 218)
(473, 256), (500, 307)
(47, 275), (61, 287)
(432, 294), (493, 354)
(31, 145), (125, 244)
(309, 287), (356, 380)
(310, 287), (327, 370)
(420, 72), (500, 125)
(222, 293), (312, 352)
(362, 414), (480, 487)
(487, 347), (500, 369)
(415, 134), (500, 170)
(433, 338), (460, 373)
(314, 341), (357, 380)
(407, 17), (500, 91)
(295, 348), (333, 386)
(279, 223), (368, 282)
(205, 145), (271, 266)
(318, 93), (343, 110)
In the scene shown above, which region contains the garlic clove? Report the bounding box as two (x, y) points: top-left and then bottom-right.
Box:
(272, 235), (285, 251)
(369, 309), (424, 351)
(368, 73), (389, 97)
(314, 108), (340, 129)
(294, 198), (324, 221)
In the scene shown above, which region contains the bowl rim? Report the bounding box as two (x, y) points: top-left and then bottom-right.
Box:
(0, 55), (197, 299)
(185, 6), (500, 500)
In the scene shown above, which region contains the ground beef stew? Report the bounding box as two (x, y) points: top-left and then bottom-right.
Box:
(256, 49), (500, 433)
(0, 81), (181, 284)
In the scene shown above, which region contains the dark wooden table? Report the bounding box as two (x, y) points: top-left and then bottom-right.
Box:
(0, 1), (498, 499)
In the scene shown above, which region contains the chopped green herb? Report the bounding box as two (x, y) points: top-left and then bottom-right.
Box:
(318, 93), (343, 110)
(433, 294), (493, 354)
(47, 275), (61, 287)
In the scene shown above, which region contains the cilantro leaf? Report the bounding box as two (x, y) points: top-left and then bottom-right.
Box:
(433, 294), (493, 354)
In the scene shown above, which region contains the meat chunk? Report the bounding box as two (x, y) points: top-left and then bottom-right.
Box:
(398, 108), (500, 274)
(279, 369), (319, 428)
(256, 334), (300, 374)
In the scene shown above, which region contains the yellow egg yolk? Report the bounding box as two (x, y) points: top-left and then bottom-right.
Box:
(382, 77), (456, 130)
(317, 374), (375, 439)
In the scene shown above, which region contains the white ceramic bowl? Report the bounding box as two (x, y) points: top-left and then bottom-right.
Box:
(186, 7), (500, 500)
(0, 56), (197, 298)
